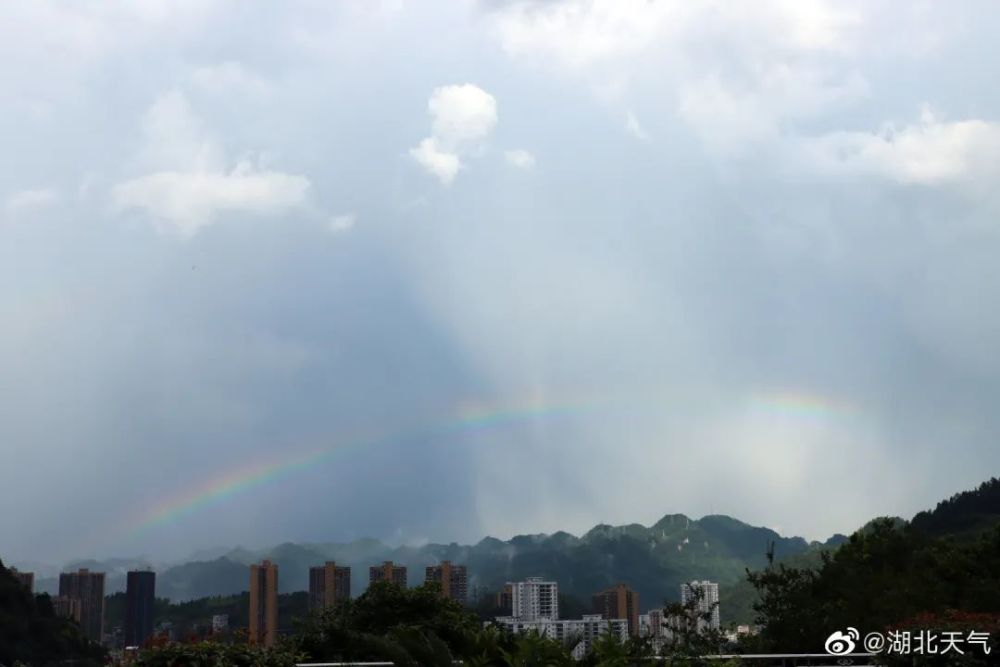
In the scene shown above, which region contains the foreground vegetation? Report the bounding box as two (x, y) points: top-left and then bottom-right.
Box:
(0, 559), (105, 666)
(135, 581), (727, 667)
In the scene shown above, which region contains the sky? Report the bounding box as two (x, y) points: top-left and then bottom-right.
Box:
(3, 0), (1000, 566)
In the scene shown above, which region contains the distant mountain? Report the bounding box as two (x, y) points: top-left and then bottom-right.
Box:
(17, 478), (999, 627)
(60, 514), (818, 623)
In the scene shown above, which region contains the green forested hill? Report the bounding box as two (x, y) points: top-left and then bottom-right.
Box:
(735, 477), (1000, 632)
(911, 477), (1000, 538)
(25, 477), (1000, 635)
(33, 513), (818, 622)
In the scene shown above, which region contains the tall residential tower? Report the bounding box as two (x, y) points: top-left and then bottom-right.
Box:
(592, 583), (640, 635)
(369, 561), (407, 587)
(124, 570), (156, 648)
(424, 561), (467, 603)
(58, 569), (105, 643)
(681, 580), (720, 630)
(249, 560), (279, 646)
(309, 562), (351, 611)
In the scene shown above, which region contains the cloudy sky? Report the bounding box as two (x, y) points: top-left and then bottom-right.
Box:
(3, 0), (1000, 565)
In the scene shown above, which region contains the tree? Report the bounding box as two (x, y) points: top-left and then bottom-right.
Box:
(133, 638), (305, 667)
(747, 520), (1000, 658)
(0, 558), (106, 666)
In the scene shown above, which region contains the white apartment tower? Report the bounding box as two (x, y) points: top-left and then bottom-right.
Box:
(496, 577), (625, 659)
(511, 577), (559, 621)
(681, 580), (720, 630)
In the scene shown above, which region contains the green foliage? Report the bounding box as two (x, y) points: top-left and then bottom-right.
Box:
(493, 630), (577, 667)
(748, 520), (1000, 654)
(105, 590), (310, 641)
(911, 477), (1000, 539)
(656, 585), (727, 663)
(133, 638), (305, 667)
(292, 581), (655, 666)
(295, 581), (483, 664)
(0, 559), (106, 666)
(577, 631), (655, 666)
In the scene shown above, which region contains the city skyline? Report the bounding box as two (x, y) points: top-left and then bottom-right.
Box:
(3, 554), (724, 654)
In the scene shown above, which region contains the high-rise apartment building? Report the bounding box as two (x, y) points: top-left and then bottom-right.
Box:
(424, 561), (467, 603)
(510, 577), (559, 621)
(52, 596), (83, 624)
(249, 560), (279, 646)
(369, 561), (407, 587)
(59, 569), (105, 642)
(309, 561), (351, 611)
(592, 583), (640, 635)
(681, 580), (720, 630)
(497, 577), (625, 659)
(9, 567), (34, 594)
(124, 570), (156, 648)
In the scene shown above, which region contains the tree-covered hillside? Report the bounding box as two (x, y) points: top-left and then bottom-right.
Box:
(0, 559), (105, 666)
(146, 513), (814, 617)
(911, 477), (1000, 538)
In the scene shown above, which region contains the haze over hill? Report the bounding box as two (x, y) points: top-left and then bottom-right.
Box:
(30, 513), (842, 616)
(9, 477), (996, 629)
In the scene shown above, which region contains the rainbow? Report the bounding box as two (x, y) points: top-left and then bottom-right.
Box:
(745, 390), (857, 423)
(121, 398), (589, 540)
(111, 388), (857, 546)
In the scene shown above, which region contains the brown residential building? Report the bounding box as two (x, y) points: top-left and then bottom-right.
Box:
(592, 583), (640, 636)
(58, 568), (106, 642)
(424, 561), (467, 603)
(9, 567), (34, 594)
(309, 561), (351, 611)
(369, 561), (407, 587)
(249, 560), (279, 647)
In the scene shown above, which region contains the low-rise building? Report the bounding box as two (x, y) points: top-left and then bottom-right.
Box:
(495, 614), (629, 659)
(211, 614), (229, 633)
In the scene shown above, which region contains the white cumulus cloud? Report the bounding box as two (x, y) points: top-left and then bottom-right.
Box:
(4, 188), (59, 216)
(190, 61), (273, 97)
(410, 84), (498, 185)
(112, 90), (311, 237)
(410, 138), (462, 186)
(801, 108), (1000, 188)
(504, 149), (536, 169)
(624, 111), (650, 141)
(329, 213), (356, 233)
(113, 163), (310, 238)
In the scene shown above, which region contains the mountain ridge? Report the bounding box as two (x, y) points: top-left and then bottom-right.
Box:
(30, 512), (826, 616)
(23, 477), (1000, 627)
